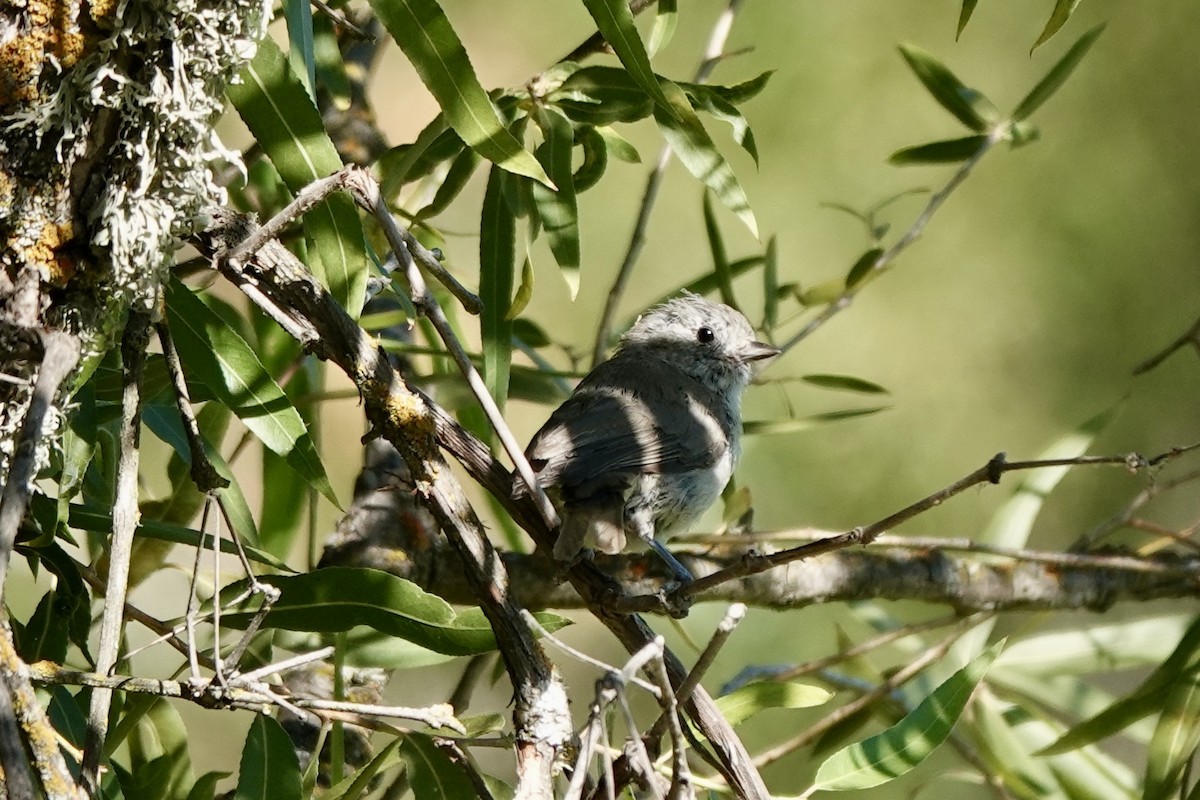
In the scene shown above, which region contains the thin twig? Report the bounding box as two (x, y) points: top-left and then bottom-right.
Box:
(0, 332), (79, 600)
(680, 445), (1200, 599)
(591, 0), (749, 367)
(82, 311), (150, 793)
(779, 128), (1004, 353)
(522, 610), (659, 696)
(754, 615), (980, 772)
(1132, 314), (1200, 375)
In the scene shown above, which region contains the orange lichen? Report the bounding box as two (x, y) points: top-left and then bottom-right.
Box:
(0, 0), (90, 106)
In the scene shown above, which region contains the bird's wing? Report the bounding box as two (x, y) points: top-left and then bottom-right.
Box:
(526, 359), (724, 492)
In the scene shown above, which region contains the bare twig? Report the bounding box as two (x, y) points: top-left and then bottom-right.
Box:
(753, 615), (980, 772)
(779, 128), (1003, 353)
(680, 445), (1200, 599)
(0, 331), (79, 600)
(1132, 314), (1200, 375)
(591, 0), (749, 366)
(82, 310), (151, 793)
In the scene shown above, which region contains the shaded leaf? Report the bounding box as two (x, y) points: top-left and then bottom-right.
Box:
(1014, 24), (1105, 121)
(763, 236), (779, 328)
(845, 247), (884, 289)
(378, 115), (464, 197)
(1032, 0), (1084, 51)
(717, 681), (832, 727)
(415, 147), (481, 220)
(228, 37), (367, 317)
(369, 0), (551, 186)
(957, 0), (978, 40)
(400, 733), (476, 799)
(552, 67), (655, 126)
(480, 167), (516, 410)
(507, 257), (535, 321)
(898, 44), (993, 132)
(220, 567), (571, 656)
(283, 0), (316, 96)
(703, 191), (736, 307)
(743, 407), (889, 435)
(629, 256), (764, 332)
(164, 279), (339, 509)
(682, 81), (768, 164)
(802, 374), (888, 395)
(812, 640), (1003, 791)
(323, 738), (402, 800)
(234, 716), (301, 800)
(572, 125), (608, 193)
(889, 135), (988, 166)
(532, 106), (581, 287)
(679, 71), (774, 106)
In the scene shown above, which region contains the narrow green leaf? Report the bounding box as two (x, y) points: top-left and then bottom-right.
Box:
(228, 37), (368, 317)
(553, 69), (655, 126)
(898, 44), (992, 132)
(717, 681), (832, 727)
(369, 0), (551, 187)
(656, 81), (759, 237)
(889, 135), (989, 166)
(532, 106), (581, 286)
(596, 124), (641, 163)
(1145, 667), (1200, 800)
(682, 83), (762, 164)
(743, 407), (889, 435)
(378, 115), (463, 198)
(219, 567), (571, 656)
(763, 236), (779, 327)
(283, 0), (316, 98)
(802, 374), (889, 395)
(813, 640), (1004, 791)
(572, 125), (608, 193)
(1040, 616), (1200, 755)
(164, 279), (339, 509)
(678, 71), (774, 106)
(1032, 0), (1084, 51)
(480, 167), (516, 410)
(415, 147), (481, 220)
(507, 257), (535, 321)
(703, 191), (736, 307)
(312, 13), (351, 110)
(1013, 24), (1105, 121)
(400, 733), (477, 799)
(580, 0), (757, 235)
(628, 256), (764, 332)
(186, 771), (229, 800)
(54, 498), (291, 571)
(845, 247), (884, 289)
(956, 0), (978, 40)
(580, 0), (668, 106)
(234, 716), (302, 800)
(323, 738), (402, 800)
(647, 0), (678, 56)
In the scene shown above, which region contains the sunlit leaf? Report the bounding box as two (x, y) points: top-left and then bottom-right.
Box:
(647, 0), (677, 56)
(596, 124), (641, 163)
(228, 37), (367, 317)
(164, 279), (339, 509)
(717, 681), (832, 727)
(507, 257), (535, 321)
(219, 567), (571, 656)
(369, 0), (551, 187)
(812, 640), (1003, 791)
(1146, 673), (1200, 800)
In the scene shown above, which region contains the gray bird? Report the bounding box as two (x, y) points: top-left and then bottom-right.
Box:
(518, 294), (779, 582)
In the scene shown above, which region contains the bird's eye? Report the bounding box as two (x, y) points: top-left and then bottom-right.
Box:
(697, 326), (715, 343)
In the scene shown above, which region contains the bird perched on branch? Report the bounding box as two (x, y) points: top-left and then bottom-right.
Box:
(517, 294), (779, 582)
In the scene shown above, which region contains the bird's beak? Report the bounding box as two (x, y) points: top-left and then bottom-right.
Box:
(739, 340), (781, 363)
